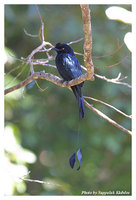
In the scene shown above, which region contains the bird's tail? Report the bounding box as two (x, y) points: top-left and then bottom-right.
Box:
(71, 85), (85, 119)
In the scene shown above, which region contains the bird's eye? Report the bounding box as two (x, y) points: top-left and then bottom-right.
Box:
(62, 48), (65, 51)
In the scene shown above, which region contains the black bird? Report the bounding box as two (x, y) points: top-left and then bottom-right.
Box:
(52, 43), (85, 119)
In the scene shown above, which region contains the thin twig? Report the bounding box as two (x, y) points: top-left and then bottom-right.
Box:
(95, 55), (129, 69)
(20, 177), (61, 187)
(81, 64), (131, 88)
(81, 65), (87, 71)
(92, 42), (124, 59)
(95, 73), (131, 88)
(35, 5), (43, 24)
(5, 63), (28, 87)
(84, 99), (132, 135)
(31, 56), (55, 62)
(24, 29), (39, 37)
(68, 37), (84, 45)
(19, 171), (60, 186)
(26, 41), (53, 75)
(5, 62), (24, 76)
(33, 63), (56, 69)
(8, 53), (25, 62)
(74, 52), (84, 56)
(35, 5), (44, 42)
(84, 96), (132, 119)
(35, 80), (48, 92)
(74, 42), (124, 59)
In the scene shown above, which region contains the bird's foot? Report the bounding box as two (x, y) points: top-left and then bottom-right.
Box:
(61, 80), (69, 87)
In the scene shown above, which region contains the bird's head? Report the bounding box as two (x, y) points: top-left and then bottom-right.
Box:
(51, 43), (74, 54)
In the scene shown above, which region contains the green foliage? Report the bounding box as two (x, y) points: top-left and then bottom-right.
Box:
(5, 5), (131, 195)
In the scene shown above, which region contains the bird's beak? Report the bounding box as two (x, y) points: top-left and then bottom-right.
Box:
(51, 47), (59, 51)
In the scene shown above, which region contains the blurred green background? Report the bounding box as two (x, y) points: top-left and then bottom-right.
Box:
(4, 5), (131, 195)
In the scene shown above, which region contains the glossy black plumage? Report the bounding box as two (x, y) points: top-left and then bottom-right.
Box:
(52, 43), (85, 119)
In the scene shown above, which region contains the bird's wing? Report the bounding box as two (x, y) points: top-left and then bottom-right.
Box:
(62, 54), (83, 80)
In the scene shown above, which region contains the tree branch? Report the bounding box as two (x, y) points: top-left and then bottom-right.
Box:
(80, 4), (94, 81)
(84, 99), (132, 135)
(4, 71), (90, 95)
(20, 177), (61, 187)
(84, 96), (132, 119)
(19, 171), (61, 187)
